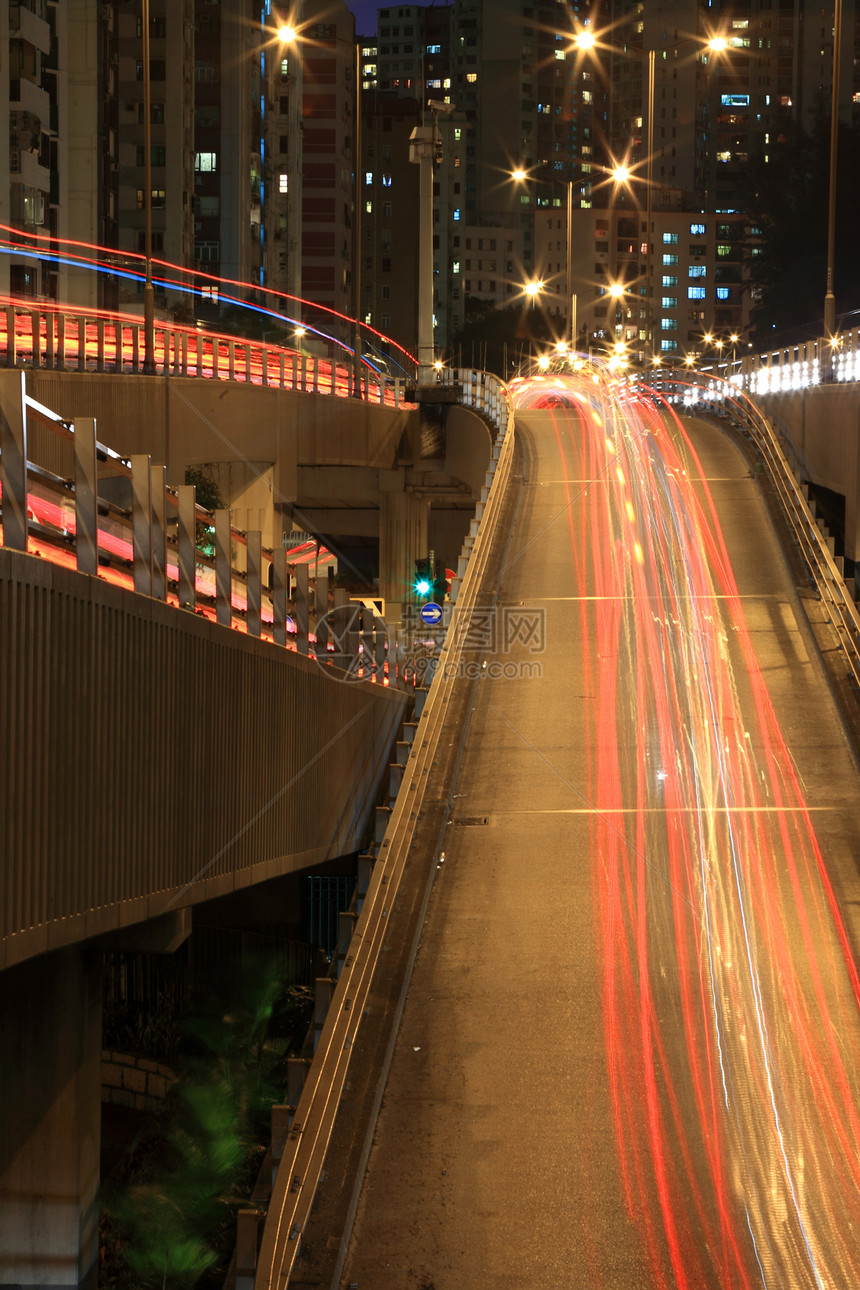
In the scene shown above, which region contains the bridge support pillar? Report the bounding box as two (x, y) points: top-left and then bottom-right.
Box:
(0, 946), (102, 1290)
(378, 480), (430, 624)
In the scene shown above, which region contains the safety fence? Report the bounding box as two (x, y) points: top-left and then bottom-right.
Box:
(1, 301), (417, 407)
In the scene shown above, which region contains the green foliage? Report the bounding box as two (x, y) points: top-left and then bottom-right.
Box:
(184, 468), (223, 560)
(452, 297), (567, 377)
(100, 960), (313, 1288)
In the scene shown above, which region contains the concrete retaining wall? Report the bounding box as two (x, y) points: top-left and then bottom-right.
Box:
(102, 1051), (176, 1113)
(0, 546), (409, 972)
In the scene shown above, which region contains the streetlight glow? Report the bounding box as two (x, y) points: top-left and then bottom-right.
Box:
(524, 280), (544, 297)
(277, 24), (297, 42)
(573, 31), (596, 51)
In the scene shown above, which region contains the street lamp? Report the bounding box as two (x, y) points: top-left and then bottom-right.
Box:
(142, 0), (155, 374)
(410, 99), (456, 381)
(575, 30), (729, 365)
(274, 20), (363, 394)
(824, 0), (843, 335)
(273, 22), (302, 305)
(512, 167), (578, 350)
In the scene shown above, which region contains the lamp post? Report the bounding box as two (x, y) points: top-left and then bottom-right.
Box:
(351, 38), (362, 397)
(574, 29), (727, 366)
(409, 100), (454, 382)
(275, 19), (362, 393)
(142, 0), (155, 374)
(824, 0), (843, 336)
(512, 167), (577, 349)
(276, 24), (302, 306)
(566, 179), (577, 350)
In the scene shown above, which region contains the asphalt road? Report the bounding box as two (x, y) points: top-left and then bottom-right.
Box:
(318, 391), (860, 1289)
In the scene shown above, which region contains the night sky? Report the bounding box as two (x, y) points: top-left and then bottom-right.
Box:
(344, 1), (378, 37)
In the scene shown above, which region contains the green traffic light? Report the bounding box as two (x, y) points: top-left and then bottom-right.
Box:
(415, 578), (432, 597)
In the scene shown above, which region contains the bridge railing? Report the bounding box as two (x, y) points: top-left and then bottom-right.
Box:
(649, 367), (860, 689)
(0, 370), (404, 685)
(250, 374), (515, 1288)
(689, 328), (860, 394)
(0, 301), (417, 408)
(435, 365), (510, 439)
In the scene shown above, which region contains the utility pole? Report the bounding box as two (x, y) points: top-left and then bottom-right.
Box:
(409, 100), (454, 383)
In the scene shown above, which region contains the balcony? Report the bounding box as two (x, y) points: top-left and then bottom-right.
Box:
(9, 76), (50, 121)
(9, 4), (52, 55)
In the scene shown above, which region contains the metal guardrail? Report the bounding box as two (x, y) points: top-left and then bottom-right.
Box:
(0, 369), (403, 682)
(0, 301), (417, 407)
(733, 397), (860, 690)
(435, 366), (510, 439)
(650, 370), (860, 690)
(686, 327), (860, 394)
(252, 376), (516, 1288)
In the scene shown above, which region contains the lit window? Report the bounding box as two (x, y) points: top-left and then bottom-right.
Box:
(661, 338), (678, 352)
(716, 287), (730, 300)
(662, 232), (679, 244)
(466, 73), (478, 83)
(687, 286), (706, 300)
(661, 318), (677, 330)
(662, 254), (678, 265)
(194, 152), (218, 172)
(661, 296), (677, 309)
(662, 275), (678, 287)
(453, 208), (461, 221)
(689, 222), (706, 235)
(453, 261), (460, 273)
(279, 173), (288, 193)
(689, 265), (706, 278)
(717, 244), (731, 257)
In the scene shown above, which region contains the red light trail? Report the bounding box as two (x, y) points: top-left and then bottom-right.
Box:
(512, 370), (860, 1287)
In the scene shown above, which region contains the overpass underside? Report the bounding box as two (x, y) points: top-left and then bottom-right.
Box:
(0, 539), (408, 1288)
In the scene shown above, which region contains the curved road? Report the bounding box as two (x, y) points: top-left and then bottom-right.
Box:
(334, 379), (860, 1289)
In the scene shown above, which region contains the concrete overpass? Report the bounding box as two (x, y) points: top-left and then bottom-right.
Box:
(4, 306), (860, 1288)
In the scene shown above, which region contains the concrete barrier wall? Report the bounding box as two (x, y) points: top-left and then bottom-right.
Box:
(757, 385), (860, 562)
(21, 371), (418, 486)
(0, 546), (409, 972)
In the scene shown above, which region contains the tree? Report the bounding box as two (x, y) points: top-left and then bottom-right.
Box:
(100, 959), (313, 1289)
(452, 297), (567, 378)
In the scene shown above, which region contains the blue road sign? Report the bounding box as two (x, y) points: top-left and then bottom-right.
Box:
(420, 602), (443, 625)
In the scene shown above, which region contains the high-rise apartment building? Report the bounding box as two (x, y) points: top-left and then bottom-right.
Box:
(1, 0), (857, 365)
(265, 0), (357, 343)
(115, 1), (195, 302)
(2, 0), (120, 308)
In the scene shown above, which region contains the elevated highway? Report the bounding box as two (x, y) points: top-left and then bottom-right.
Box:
(264, 372), (860, 1290)
(5, 306), (860, 1288)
